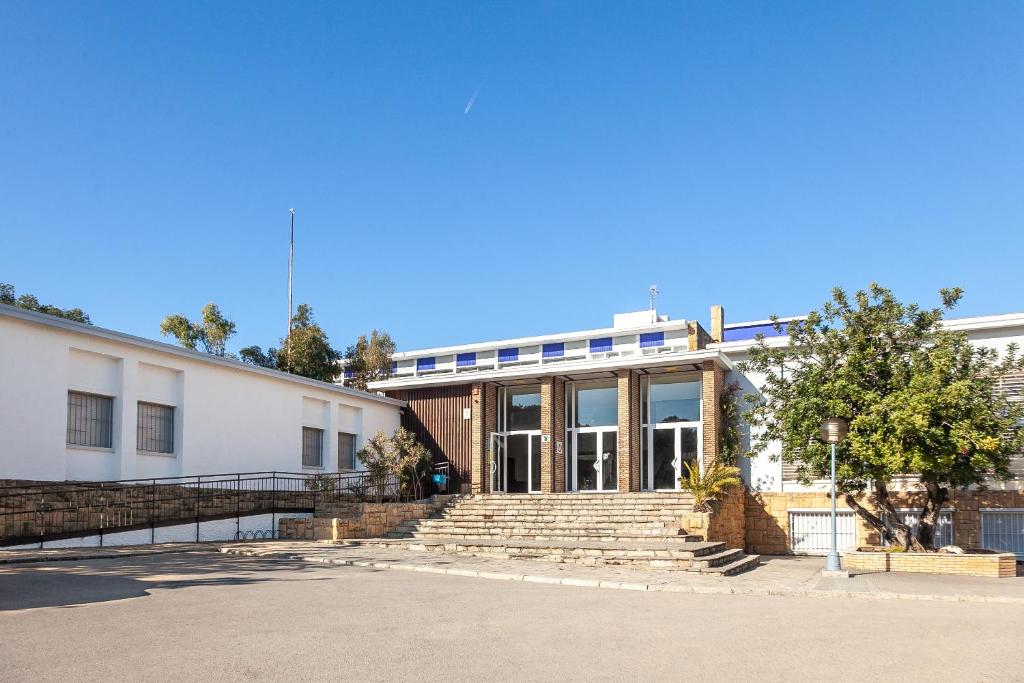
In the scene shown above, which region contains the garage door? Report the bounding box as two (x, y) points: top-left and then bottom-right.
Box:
(981, 510), (1024, 556)
(789, 510), (857, 554)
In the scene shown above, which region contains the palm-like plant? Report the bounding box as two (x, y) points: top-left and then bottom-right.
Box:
(679, 461), (741, 512)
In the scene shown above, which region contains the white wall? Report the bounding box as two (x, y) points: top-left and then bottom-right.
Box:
(0, 313), (402, 482)
(723, 317), (1024, 493)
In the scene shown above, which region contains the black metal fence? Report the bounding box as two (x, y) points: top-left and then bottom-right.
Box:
(0, 470), (407, 548)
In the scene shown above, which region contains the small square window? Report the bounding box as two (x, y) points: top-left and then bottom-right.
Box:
(67, 391), (113, 448)
(302, 427), (324, 468)
(137, 402), (174, 454)
(338, 432), (357, 470)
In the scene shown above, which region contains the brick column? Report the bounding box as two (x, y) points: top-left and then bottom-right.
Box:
(539, 377), (566, 493)
(616, 370), (641, 492)
(470, 382), (497, 493)
(701, 360), (725, 469)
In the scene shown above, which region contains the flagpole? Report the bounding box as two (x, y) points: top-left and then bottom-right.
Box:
(287, 208), (294, 371)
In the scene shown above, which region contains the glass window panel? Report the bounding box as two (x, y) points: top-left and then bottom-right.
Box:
(506, 388), (541, 431)
(137, 402), (174, 454)
(302, 427), (324, 468)
(649, 379), (700, 423)
(67, 391), (113, 449)
(338, 432), (357, 470)
(574, 383), (618, 427)
(576, 432), (598, 491)
(507, 434), (529, 492)
(601, 431), (617, 490)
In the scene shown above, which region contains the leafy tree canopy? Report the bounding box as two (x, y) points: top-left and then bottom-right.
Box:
(280, 304), (340, 382)
(343, 329), (395, 391)
(1, 282), (91, 324)
(159, 302), (236, 356)
(743, 283), (1024, 550)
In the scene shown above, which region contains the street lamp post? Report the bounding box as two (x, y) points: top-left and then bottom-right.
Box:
(819, 417), (848, 573)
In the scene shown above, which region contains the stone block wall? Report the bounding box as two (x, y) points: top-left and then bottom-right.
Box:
(744, 488), (1024, 555)
(842, 549), (1017, 578)
(278, 495), (459, 542)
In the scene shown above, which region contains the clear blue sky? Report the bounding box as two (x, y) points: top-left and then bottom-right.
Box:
(2, 2), (1022, 353)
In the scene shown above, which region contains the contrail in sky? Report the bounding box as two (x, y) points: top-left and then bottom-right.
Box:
(464, 87), (480, 114)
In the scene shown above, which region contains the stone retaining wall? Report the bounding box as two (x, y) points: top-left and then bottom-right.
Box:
(843, 549), (1017, 578)
(744, 488), (1024, 555)
(278, 496), (459, 541)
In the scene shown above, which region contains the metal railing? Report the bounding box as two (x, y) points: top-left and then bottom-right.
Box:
(0, 470), (408, 548)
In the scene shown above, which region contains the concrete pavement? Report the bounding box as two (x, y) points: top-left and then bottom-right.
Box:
(0, 552), (1021, 682)
(221, 541), (1024, 604)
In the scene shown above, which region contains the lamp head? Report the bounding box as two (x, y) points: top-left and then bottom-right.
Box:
(819, 417), (848, 444)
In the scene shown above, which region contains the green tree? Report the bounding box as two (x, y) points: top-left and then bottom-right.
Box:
(239, 345), (278, 368)
(159, 302), (236, 356)
(342, 329), (395, 391)
(282, 304), (340, 382)
(743, 284), (1024, 550)
(1, 282), (91, 324)
(356, 428), (431, 501)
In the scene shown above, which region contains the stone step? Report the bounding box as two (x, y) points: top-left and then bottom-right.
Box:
(698, 554), (761, 576)
(685, 548), (746, 570)
(389, 529), (705, 543)
(436, 515), (688, 524)
(340, 537), (726, 569)
(399, 521), (685, 533)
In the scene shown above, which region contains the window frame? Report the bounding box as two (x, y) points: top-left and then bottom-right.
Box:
(302, 426), (325, 469)
(66, 390), (114, 450)
(136, 400), (176, 455)
(338, 431), (358, 471)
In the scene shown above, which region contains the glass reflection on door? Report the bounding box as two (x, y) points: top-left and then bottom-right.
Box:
(652, 428), (676, 489)
(600, 432), (617, 491)
(576, 432), (598, 491)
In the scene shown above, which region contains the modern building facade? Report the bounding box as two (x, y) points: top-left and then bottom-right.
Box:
(0, 304), (403, 482)
(371, 306), (1024, 555)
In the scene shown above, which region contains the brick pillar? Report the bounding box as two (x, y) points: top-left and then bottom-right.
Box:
(710, 305), (725, 344)
(539, 377), (566, 493)
(470, 382), (498, 493)
(616, 370), (641, 492)
(701, 360), (725, 469)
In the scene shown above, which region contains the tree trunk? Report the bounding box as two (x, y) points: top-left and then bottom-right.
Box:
(844, 480), (921, 550)
(917, 481), (949, 549)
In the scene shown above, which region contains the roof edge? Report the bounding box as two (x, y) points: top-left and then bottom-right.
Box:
(0, 304), (405, 408)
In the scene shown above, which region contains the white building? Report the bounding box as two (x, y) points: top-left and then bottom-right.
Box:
(0, 303), (403, 482)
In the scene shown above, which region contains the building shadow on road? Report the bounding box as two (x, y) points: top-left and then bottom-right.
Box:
(0, 550), (342, 611)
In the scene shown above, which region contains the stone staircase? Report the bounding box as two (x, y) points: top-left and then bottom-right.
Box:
(342, 493), (759, 576)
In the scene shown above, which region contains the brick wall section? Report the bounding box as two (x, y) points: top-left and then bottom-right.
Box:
(540, 378), (554, 493)
(842, 550), (1017, 578)
(744, 489), (1024, 555)
(553, 377), (566, 492)
(701, 360), (724, 468)
(616, 370), (640, 492)
(539, 377), (566, 493)
(469, 383), (496, 493)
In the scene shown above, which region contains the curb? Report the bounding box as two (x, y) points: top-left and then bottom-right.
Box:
(0, 544), (217, 566)
(219, 547), (1024, 605)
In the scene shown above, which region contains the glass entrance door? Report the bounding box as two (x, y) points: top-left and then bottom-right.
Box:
(489, 433), (505, 493)
(572, 429), (617, 491)
(647, 426), (700, 490)
(491, 431), (542, 492)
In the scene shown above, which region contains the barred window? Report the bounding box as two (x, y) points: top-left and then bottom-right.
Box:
(338, 432), (357, 470)
(302, 427), (324, 468)
(137, 402), (175, 454)
(67, 391), (113, 448)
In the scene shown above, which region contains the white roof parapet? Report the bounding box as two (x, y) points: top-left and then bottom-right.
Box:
(0, 303), (406, 408)
(370, 348), (733, 391)
(388, 317), (690, 360)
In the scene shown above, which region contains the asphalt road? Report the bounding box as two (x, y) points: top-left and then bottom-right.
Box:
(0, 551), (1020, 682)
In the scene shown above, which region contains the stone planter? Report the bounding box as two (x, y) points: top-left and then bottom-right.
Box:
(842, 547), (1017, 578)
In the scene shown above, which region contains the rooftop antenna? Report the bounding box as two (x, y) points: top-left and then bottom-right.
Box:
(286, 208), (295, 372)
(649, 284), (659, 311)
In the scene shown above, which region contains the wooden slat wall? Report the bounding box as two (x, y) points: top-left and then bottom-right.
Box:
(388, 385), (473, 491)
